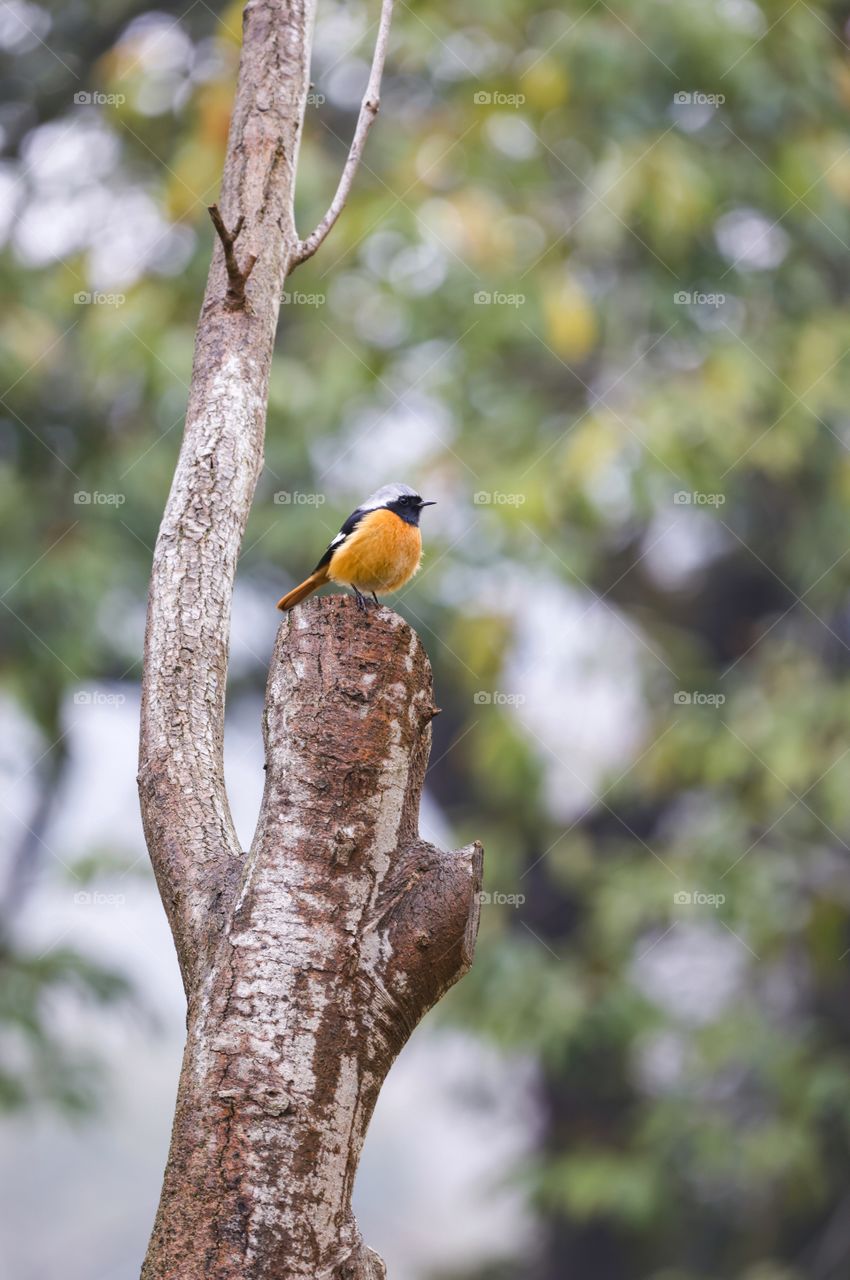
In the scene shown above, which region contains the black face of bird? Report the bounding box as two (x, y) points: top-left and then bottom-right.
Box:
(385, 494), (437, 526)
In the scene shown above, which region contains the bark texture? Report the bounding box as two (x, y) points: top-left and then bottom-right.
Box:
(139, 0), (316, 995)
(143, 601), (482, 1279)
(138, 3), (483, 1276)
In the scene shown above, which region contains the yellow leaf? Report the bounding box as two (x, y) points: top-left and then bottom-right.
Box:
(520, 57), (569, 111)
(543, 274), (598, 362)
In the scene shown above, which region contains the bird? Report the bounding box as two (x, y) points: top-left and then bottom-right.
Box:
(276, 482), (436, 613)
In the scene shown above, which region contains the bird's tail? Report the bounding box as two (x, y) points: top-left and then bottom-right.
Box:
(276, 566), (329, 612)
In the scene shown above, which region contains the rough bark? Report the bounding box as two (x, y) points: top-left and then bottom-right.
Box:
(138, 0), (315, 995)
(138, 3), (483, 1276)
(142, 600), (482, 1279)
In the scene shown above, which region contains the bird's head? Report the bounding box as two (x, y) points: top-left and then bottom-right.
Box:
(363, 482), (436, 526)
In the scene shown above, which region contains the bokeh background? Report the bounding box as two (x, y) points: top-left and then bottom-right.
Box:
(3, 0), (850, 1276)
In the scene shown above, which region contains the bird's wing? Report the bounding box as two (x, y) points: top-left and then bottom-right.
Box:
(312, 506), (367, 573)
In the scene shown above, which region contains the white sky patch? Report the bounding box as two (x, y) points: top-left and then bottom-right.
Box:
(117, 11), (194, 74)
(714, 207), (790, 272)
(484, 114), (538, 161)
(325, 56), (370, 111)
(641, 507), (731, 591)
(631, 1028), (690, 1096)
(88, 190), (190, 287)
(0, 164), (20, 244)
(13, 114), (192, 284)
(387, 242), (448, 297)
(0, 0), (50, 53)
(312, 0), (370, 71)
(313, 387), (455, 497)
(456, 567), (650, 822)
(716, 0), (767, 36)
(431, 29), (509, 81)
(20, 116), (121, 190)
(357, 1029), (539, 1276)
(632, 922), (748, 1026)
(0, 693), (45, 884)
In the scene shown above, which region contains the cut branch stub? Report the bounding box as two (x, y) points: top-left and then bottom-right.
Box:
(208, 203), (259, 310)
(142, 598), (483, 1280)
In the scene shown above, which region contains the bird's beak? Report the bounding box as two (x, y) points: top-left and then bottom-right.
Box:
(420, 500), (437, 507)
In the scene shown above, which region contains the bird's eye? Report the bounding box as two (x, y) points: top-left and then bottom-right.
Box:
(398, 495), (409, 505)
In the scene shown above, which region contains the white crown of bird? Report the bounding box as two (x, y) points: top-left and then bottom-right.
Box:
(360, 482), (421, 509)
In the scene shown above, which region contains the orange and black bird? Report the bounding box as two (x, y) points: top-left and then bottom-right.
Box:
(276, 482), (436, 613)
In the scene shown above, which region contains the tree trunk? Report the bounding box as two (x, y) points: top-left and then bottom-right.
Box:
(143, 600), (482, 1278)
(137, 3), (483, 1276)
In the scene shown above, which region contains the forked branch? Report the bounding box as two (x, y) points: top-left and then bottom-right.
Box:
(208, 204), (258, 310)
(292, 0), (395, 267)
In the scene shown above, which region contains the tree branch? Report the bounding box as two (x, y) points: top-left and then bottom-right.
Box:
(138, 0), (318, 995)
(292, 0), (395, 268)
(208, 204), (258, 310)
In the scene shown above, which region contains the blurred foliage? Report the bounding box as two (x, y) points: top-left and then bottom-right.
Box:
(0, 943), (132, 1111)
(3, 0), (850, 1276)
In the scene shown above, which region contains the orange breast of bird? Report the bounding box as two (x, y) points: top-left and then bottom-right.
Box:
(327, 508), (422, 593)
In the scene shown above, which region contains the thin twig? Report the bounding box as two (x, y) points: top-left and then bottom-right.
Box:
(292, 0), (395, 268)
(208, 204), (258, 310)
